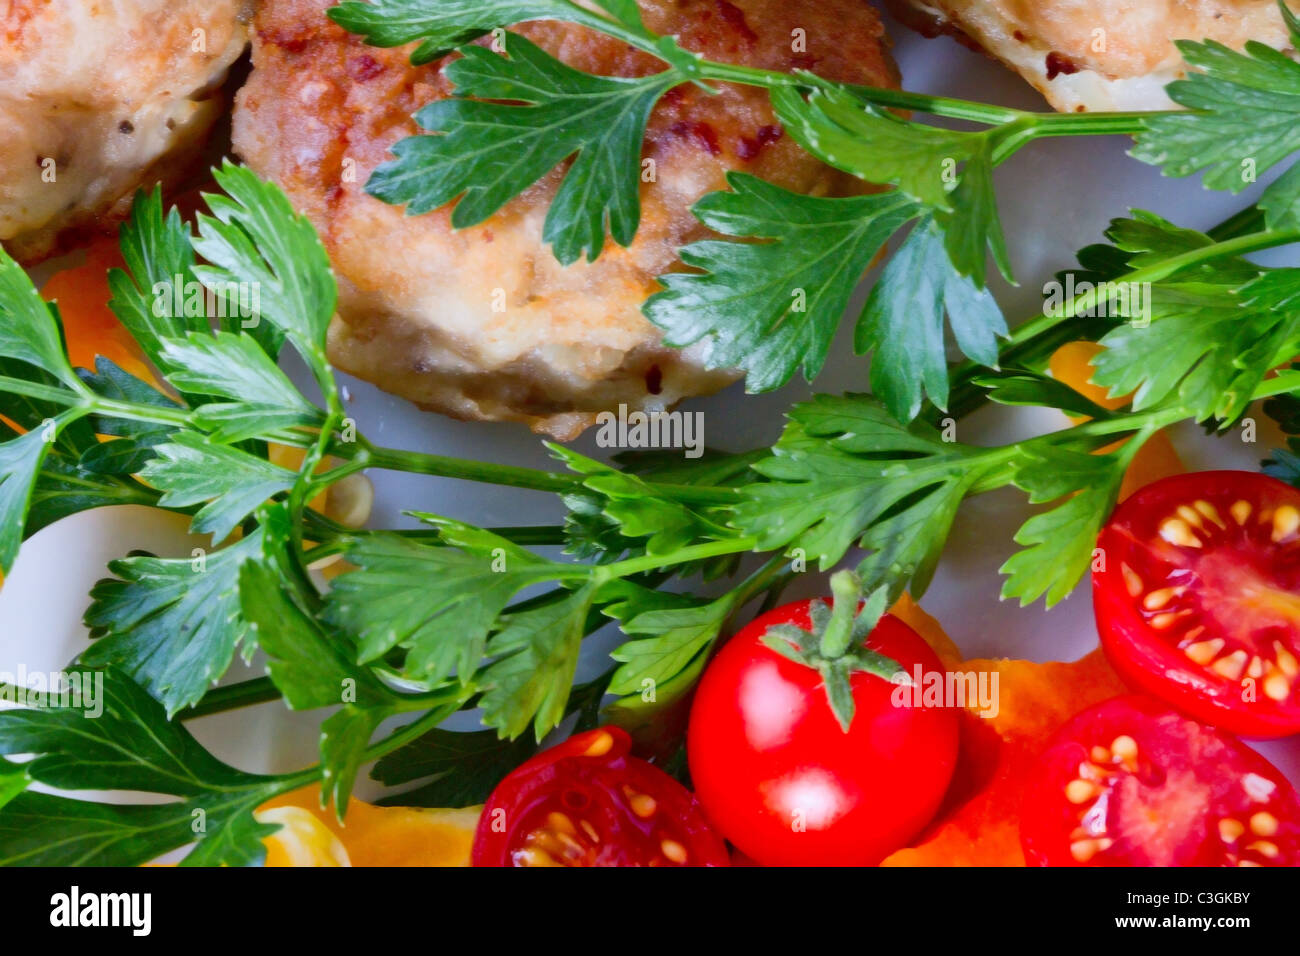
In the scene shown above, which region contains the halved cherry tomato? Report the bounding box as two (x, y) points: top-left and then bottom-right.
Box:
(471, 726), (729, 867)
(687, 594), (959, 866)
(1093, 471), (1300, 737)
(1021, 695), (1300, 866)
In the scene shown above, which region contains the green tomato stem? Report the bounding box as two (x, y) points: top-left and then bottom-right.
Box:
(819, 569), (864, 659)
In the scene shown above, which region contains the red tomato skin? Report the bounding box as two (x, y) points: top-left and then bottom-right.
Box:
(1096, 591), (1300, 738)
(1021, 695), (1300, 867)
(1093, 471), (1300, 738)
(472, 727), (730, 867)
(687, 604), (959, 866)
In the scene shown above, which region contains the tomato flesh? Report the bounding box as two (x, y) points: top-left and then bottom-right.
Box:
(1094, 471), (1300, 737)
(1021, 695), (1300, 866)
(687, 603), (959, 866)
(471, 727), (729, 867)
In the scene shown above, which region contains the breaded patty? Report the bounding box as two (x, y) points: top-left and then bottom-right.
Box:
(889, 0), (1300, 112)
(234, 0), (898, 438)
(0, 0), (251, 263)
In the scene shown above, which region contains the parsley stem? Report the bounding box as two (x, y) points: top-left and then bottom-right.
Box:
(352, 441), (741, 504)
(693, 59), (1172, 133)
(301, 509), (568, 547)
(265, 698), (466, 794)
(88, 397), (192, 428)
(1036, 407), (1186, 443)
(736, 554), (795, 608)
(1250, 370), (1300, 401)
(1208, 205), (1267, 241)
(359, 443), (574, 492)
(1000, 227), (1300, 351)
(0, 375), (82, 406)
(598, 535), (759, 579)
(357, 702), (461, 765)
(181, 677), (282, 720)
(1025, 111), (1162, 136)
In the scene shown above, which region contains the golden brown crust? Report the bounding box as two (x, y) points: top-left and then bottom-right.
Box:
(889, 0), (1300, 112)
(234, 0), (898, 438)
(0, 0), (252, 264)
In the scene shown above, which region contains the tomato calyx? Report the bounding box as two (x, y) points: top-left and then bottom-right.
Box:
(759, 570), (906, 730)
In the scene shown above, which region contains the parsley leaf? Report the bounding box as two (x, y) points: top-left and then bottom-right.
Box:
(325, 519), (578, 682)
(158, 332), (323, 443)
(0, 250), (81, 389)
(562, 448), (754, 581)
(371, 728), (535, 808)
(0, 415), (155, 542)
(242, 544), (399, 811)
(0, 358), (161, 542)
(772, 86), (962, 212)
(367, 34), (677, 265)
(139, 432), (298, 544)
(1132, 2), (1300, 196)
(0, 248), (89, 570)
(0, 668), (285, 866)
(1090, 279), (1290, 424)
(733, 394), (995, 599)
(771, 85), (1012, 283)
(0, 428), (61, 572)
(192, 162), (337, 385)
(74, 357), (181, 477)
(328, 0), (654, 64)
(478, 582), (601, 740)
(551, 444), (727, 556)
(106, 186), (212, 370)
(974, 368), (1117, 419)
(644, 173), (917, 392)
(607, 593), (732, 698)
(613, 447), (765, 486)
(244, 505), (470, 811)
(859, 220), (1006, 420)
(1000, 447), (1131, 606)
(81, 529), (264, 715)
(0, 760), (24, 814)
(1261, 158), (1300, 236)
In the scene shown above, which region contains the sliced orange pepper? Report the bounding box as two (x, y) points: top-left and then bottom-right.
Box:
(41, 242), (155, 385)
(891, 592), (963, 669)
(882, 649), (1128, 867)
(257, 786), (481, 867)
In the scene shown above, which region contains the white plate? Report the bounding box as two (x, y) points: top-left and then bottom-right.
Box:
(4, 8), (1299, 800)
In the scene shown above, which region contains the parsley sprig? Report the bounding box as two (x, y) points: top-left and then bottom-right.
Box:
(331, 0), (1300, 418)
